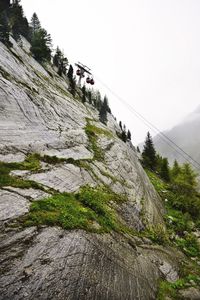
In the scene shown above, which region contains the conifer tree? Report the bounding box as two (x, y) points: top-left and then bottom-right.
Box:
(171, 160), (181, 179)
(121, 130), (127, 142)
(30, 13), (52, 62)
(67, 64), (76, 96)
(53, 47), (68, 76)
(136, 146), (140, 153)
(119, 121), (122, 130)
(0, 0), (10, 12)
(95, 91), (102, 111)
(99, 96), (108, 124)
(30, 28), (52, 62)
(142, 132), (157, 170)
(160, 157), (170, 182)
(127, 129), (131, 140)
(87, 90), (92, 104)
(9, 1), (30, 41)
(81, 85), (86, 103)
(30, 13), (41, 33)
(0, 11), (10, 45)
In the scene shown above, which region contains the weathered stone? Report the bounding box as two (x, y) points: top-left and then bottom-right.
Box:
(158, 261), (178, 282)
(27, 164), (96, 193)
(179, 287), (200, 300)
(0, 227), (181, 300)
(0, 190), (30, 221)
(10, 170), (31, 177)
(0, 153), (25, 163)
(3, 187), (50, 201)
(41, 145), (93, 160)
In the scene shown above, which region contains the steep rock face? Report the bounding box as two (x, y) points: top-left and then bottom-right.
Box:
(0, 38), (181, 299)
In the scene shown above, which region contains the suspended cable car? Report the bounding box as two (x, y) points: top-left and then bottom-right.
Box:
(86, 77), (91, 84)
(90, 78), (95, 85)
(76, 69), (81, 76)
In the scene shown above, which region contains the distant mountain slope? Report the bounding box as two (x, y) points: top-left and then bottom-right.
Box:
(154, 105), (200, 166)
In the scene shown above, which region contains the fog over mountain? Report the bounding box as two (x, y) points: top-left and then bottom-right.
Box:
(154, 105), (200, 167)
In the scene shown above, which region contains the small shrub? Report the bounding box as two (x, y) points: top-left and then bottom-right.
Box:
(176, 234), (200, 258)
(145, 224), (169, 245)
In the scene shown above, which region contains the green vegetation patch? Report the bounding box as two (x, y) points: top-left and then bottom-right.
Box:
(0, 154), (42, 189)
(144, 224), (169, 245)
(157, 274), (200, 300)
(85, 118), (113, 161)
(22, 185), (127, 233)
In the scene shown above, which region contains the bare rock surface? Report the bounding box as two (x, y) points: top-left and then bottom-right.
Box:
(0, 189), (30, 221)
(27, 164), (96, 193)
(3, 187), (50, 201)
(0, 227), (181, 300)
(179, 287), (200, 300)
(0, 153), (25, 163)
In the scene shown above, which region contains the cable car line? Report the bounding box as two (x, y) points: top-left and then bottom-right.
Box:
(95, 75), (200, 172)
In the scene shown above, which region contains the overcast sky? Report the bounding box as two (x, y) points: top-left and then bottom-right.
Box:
(21, 0), (200, 144)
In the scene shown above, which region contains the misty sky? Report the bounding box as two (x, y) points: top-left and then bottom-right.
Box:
(21, 0), (200, 144)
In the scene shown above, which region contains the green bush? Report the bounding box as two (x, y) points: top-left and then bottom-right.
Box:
(176, 234), (200, 258)
(145, 224), (169, 245)
(23, 186), (126, 233)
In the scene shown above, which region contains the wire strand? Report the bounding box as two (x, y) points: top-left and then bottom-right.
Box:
(95, 75), (200, 172)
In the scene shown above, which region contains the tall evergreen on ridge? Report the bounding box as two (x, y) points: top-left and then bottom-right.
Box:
(9, 0), (30, 41)
(171, 160), (181, 179)
(87, 90), (92, 104)
(30, 13), (41, 33)
(136, 146), (140, 153)
(95, 91), (102, 111)
(99, 95), (110, 125)
(0, 0), (10, 46)
(142, 132), (157, 170)
(160, 157), (170, 182)
(81, 85), (86, 103)
(127, 129), (131, 140)
(0, 0), (10, 12)
(0, 11), (10, 45)
(30, 13), (52, 62)
(67, 64), (76, 96)
(53, 47), (68, 76)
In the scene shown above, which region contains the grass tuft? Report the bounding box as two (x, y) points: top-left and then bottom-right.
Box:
(22, 185), (127, 233)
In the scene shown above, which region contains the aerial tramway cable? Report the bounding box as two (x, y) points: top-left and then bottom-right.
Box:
(95, 75), (200, 172)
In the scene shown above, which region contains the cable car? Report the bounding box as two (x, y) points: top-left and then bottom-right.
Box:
(90, 78), (94, 85)
(86, 77), (91, 83)
(76, 69), (81, 76)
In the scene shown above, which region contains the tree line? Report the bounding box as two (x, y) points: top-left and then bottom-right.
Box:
(0, 0), (116, 128)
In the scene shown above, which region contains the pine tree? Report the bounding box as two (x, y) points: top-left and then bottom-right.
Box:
(0, 0), (10, 12)
(30, 28), (52, 62)
(81, 85), (86, 103)
(119, 121), (122, 130)
(0, 11), (10, 46)
(99, 96), (108, 124)
(136, 146), (140, 153)
(87, 90), (92, 104)
(121, 130), (127, 142)
(67, 65), (76, 96)
(9, 1), (30, 41)
(53, 47), (68, 76)
(142, 132), (157, 170)
(160, 158), (170, 182)
(95, 91), (102, 111)
(30, 13), (52, 62)
(67, 64), (73, 81)
(127, 129), (131, 140)
(30, 13), (41, 33)
(171, 160), (181, 179)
